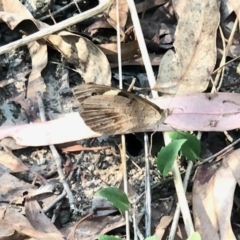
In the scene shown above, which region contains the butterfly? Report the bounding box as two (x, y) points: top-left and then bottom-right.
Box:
(72, 84), (169, 135)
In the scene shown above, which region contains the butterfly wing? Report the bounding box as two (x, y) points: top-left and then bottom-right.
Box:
(72, 84), (114, 103)
(73, 84), (166, 135)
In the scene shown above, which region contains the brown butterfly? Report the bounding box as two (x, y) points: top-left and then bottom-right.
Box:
(73, 84), (168, 135)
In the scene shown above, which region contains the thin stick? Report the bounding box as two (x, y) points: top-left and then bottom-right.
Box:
(39, 0), (82, 21)
(36, 92), (78, 211)
(0, 0), (113, 55)
(116, 0), (130, 239)
(213, 18), (238, 87)
(126, 0), (156, 236)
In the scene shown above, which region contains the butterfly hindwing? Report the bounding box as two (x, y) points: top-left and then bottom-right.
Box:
(73, 84), (166, 135)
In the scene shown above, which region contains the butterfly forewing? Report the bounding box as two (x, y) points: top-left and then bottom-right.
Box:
(73, 84), (166, 135)
(73, 84), (114, 104)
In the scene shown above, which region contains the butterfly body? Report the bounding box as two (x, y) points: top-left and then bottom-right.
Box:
(73, 84), (167, 135)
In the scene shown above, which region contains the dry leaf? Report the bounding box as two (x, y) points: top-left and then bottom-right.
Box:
(0, 0), (47, 99)
(2, 93), (240, 145)
(228, 0), (240, 23)
(154, 0), (220, 94)
(0, 150), (29, 172)
(0, 7), (111, 86)
(192, 149), (240, 240)
(25, 199), (63, 238)
(99, 41), (139, 63)
(107, 0), (129, 33)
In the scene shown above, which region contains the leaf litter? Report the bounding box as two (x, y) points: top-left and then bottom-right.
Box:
(0, 0), (240, 239)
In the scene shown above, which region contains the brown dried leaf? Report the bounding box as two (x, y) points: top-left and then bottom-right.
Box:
(25, 199), (63, 238)
(0, 150), (29, 172)
(99, 41), (139, 63)
(154, 0), (220, 94)
(62, 144), (110, 153)
(0, 220), (63, 240)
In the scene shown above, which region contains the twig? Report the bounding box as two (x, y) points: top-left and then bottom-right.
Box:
(116, 1), (130, 238)
(213, 18), (238, 88)
(39, 0), (82, 21)
(44, 190), (67, 213)
(36, 92), (78, 211)
(126, 0), (156, 236)
(73, 0), (82, 13)
(199, 136), (240, 165)
(0, 0), (114, 55)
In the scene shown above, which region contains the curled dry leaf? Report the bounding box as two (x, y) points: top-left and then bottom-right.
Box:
(154, 0), (220, 94)
(0, 0), (47, 98)
(0, 4), (111, 86)
(192, 149), (240, 240)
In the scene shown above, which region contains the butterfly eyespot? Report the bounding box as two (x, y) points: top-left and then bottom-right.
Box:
(91, 92), (97, 96)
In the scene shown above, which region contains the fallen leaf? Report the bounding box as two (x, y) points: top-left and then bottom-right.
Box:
(135, 0), (167, 14)
(25, 199), (63, 238)
(0, 220), (63, 240)
(99, 41), (139, 63)
(228, 0), (240, 23)
(154, 0), (220, 94)
(1, 93), (240, 146)
(107, 0), (129, 35)
(0, 4), (111, 86)
(0, 150), (29, 172)
(192, 149), (240, 240)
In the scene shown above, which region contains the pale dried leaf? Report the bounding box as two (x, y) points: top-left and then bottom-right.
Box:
(192, 149), (240, 240)
(154, 216), (173, 239)
(108, 0), (129, 30)
(228, 0), (240, 23)
(1, 93), (240, 145)
(155, 0), (220, 94)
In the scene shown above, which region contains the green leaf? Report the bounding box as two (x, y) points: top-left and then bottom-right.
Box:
(157, 139), (187, 176)
(167, 131), (201, 161)
(98, 235), (122, 240)
(187, 232), (201, 240)
(145, 236), (158, 240)
(96, 187), (129, 212)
